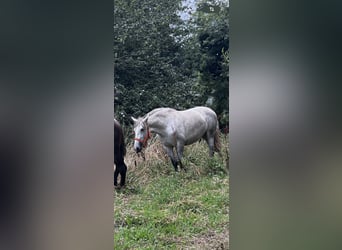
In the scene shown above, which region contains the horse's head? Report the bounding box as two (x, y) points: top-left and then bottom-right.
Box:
(131, 116), (150, 153)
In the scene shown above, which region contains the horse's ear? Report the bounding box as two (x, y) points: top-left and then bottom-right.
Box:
(131, 117), (138, 123)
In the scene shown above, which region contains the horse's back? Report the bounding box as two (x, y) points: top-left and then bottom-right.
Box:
(183, 107), (217, 127)
(148, 106), (218, 140)
(174, 107), (217, 144)
(191, 107), (217, 119)
(193, 106), (218, 127)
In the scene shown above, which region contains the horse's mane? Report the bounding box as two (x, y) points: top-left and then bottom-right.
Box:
(145, 107), (176, 118)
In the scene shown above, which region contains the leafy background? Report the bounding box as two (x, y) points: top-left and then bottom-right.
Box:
(114, 0), (229, 130)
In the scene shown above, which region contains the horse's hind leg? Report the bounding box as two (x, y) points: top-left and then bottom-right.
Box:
(114, 166), (119, 186)
(206, 134), (215, 157)
(119, 162), (127, 186)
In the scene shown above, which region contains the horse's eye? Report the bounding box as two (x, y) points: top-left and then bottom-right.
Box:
(140, 128), (144, 132)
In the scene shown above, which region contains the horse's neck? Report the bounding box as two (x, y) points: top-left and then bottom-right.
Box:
(147, 113), (168, 135)
(147, 120), (164, 134)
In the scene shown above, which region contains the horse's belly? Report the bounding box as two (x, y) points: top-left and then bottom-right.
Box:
(184, 127), (206, 145)
(184, 137), (200, 145)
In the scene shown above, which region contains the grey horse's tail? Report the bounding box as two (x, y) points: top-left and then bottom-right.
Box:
(214, 128), (221, 153)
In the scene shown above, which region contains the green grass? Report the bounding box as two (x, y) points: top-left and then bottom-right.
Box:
(114, 136), (229, 249)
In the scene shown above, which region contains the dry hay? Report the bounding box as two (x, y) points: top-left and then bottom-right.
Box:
(114, 133), (229, 187)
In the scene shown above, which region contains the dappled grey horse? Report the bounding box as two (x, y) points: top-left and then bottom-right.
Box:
(132, 107), (221, 171)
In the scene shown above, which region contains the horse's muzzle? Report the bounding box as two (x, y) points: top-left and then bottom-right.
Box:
(134, 146), (142, 153)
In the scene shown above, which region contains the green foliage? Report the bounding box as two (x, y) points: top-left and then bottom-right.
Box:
(114, 174), (229, 248)
(114, 0), (229, 128)
(192, 0), (229, 127)
(114, 0), (203, 125)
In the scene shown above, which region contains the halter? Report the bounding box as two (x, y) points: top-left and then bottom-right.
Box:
(134, 127), (151, 147)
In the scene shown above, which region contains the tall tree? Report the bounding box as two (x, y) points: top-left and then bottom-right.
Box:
(114, 0), (202, 126)
(114, 0), (229, 130)
(191, 0), (229, 128)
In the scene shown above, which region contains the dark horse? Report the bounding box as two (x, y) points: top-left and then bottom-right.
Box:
(114, 118), (127, 187)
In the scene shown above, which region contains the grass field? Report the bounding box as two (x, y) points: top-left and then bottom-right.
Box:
(114, 135), (229, 249)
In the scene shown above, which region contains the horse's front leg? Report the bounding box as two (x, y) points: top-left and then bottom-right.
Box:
(119, 162), (127, 186)
(163, 145), (178, 171)
(176, 142), (186, 171)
